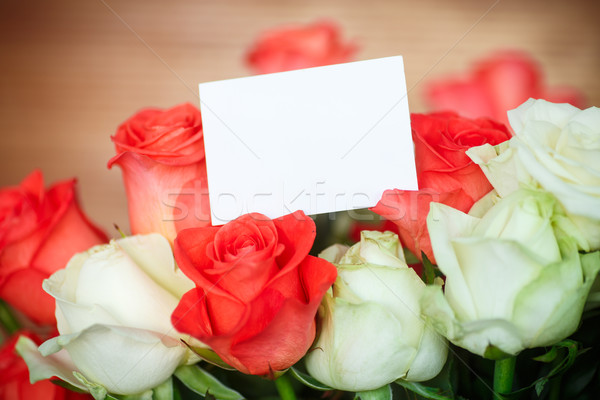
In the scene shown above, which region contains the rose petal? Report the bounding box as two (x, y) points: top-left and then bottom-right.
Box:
(109, 151), (210, 243)
(272, 210), (316, 273)
(0, 269), (56, 325)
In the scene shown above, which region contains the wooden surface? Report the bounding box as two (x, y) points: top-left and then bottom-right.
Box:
(1, 0), (598, 234)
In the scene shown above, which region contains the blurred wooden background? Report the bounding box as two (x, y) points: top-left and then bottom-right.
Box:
(1, 0), (598, 234)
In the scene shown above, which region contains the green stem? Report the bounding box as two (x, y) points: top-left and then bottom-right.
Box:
(274, 373), (297, 400)
(0, 300), (20, 336)
(548, 374), (562, 400)
(548, 356), (563, 400)
(493, 356), (516, 400)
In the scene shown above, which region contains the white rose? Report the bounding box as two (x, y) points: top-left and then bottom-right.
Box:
(305, 231), (447, 392)
(423, 189), (600, 358)
(467, 98), (600, 250)
(17, 233), (196, 397)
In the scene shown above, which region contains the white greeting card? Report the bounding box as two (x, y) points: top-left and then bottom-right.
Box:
(199, 56), (416, 225)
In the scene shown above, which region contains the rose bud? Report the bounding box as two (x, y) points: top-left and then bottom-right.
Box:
(467, 99), (600, 251)
(0, 170), (107, 325)
(422, 188), (600, 359)
(17, 234), (197, 396)
(108, 103), (210, 244)
(305, 231), (448, 391)
(424, 50), (585, 128)
(171, 211), (337, 376)
(246, 20), (357, 74)
(372, 112), (512, 263)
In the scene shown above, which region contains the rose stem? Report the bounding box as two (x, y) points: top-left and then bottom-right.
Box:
(274, 373), (297, 400)
(493, 356), (516, 399)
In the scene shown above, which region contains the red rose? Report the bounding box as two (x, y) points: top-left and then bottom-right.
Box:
(371, 112), (512, 263)
(0, 332), (90, 400)
(425, 50), (585, 127)
(171, 211), (337, 375)
(0, 171), (107, 325)
(246, 20), (357, 74)
(108, 103), (210, 244)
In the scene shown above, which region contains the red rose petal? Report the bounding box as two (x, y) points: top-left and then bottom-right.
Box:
(272, 211), (316, 272)
(0, 171), (107, 325)
(228, 256), (337, 374)
(174, 226), (221, 290)
(0, 268), (56, 325)
(372, 111), (508, 263)
(109, 151), (210, 243)
(172, 210), (337, 376)
(32, 191), (108, 276)
(172, 288), (214, 338)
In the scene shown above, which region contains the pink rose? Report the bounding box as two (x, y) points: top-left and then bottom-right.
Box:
(246, 20), (357, 74)
(0, 171), (107, 325)
(108, 103), (210, 244)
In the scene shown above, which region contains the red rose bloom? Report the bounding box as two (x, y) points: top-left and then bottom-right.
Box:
(371, 112), (512, 263)
(171, 211), (337, 375)
(0, 171), (107, 325)
(108, 103), (210, 244)
(246, 20), (357, 74)
(425, 50), (585, 127)
(0, 332), (90, 400)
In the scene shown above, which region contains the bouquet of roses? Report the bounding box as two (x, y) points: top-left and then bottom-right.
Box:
(2, 22), (599, 400)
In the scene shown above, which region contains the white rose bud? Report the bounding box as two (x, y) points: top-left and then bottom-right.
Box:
(467, 99), (600, 250)
(17, 233), (196, 396)
(423, 189), (600, 358)
(305, 231), (447, 392)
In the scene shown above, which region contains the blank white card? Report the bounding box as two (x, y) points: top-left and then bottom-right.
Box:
(199, 56), (417, 225)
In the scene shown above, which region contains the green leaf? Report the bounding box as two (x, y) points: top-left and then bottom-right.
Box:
(355, 385), (392, 400)
(533, 346), (558, 363)
(109, 392), (152, 400)
(483, 345), (513, 361)
(50, 379), (88, 393)
(0, 300), (20, 335)
(172, 381), (182, 400)
(534, 340), (582, 396)
(289, 367), (333, 391)
(505, 340), (585, 397)
(421, 252), (437, 284)
(534, 380), (546, 397)
(403, 248), (420, 265)
(395, 380), (455, 400)
(73, 372), (108, 400)
(152, 378), (174, 400)
(54, 370), (157, 400)
(174, 364), (244, 400)
(181, 340), (236, 371)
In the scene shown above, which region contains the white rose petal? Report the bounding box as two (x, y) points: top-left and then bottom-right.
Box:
(424, 189), (600, 357)
(468, 99), (600, 251)
(39, 325), (186, 395)
(307, 231), (448, 391)
(27, 233), (195, 397)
